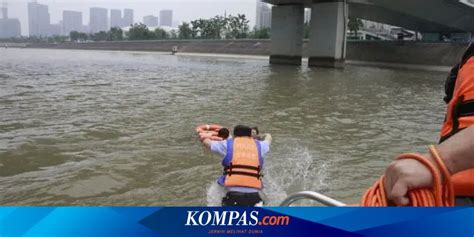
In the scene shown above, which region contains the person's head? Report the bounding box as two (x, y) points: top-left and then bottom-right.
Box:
(251, 127), (259, 138)
(217, 128), (230, 140)
(233, 125), (252, 137)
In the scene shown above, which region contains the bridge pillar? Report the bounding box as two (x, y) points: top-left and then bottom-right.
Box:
(270, 4), (305, 65)
(308, 0), (348, 68)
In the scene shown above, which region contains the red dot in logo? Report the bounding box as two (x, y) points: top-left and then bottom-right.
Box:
(258, 222), (262, 225)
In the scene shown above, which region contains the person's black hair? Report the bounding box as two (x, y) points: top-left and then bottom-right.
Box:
(252, 127), (260, 135)
(218, 128), (230, 140)
(233, 125), (252, 137)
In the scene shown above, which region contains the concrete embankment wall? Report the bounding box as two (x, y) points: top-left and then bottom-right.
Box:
(26, 40), (468, 66)
(346, 41), (467, 66)
(27, 40), (271, 56)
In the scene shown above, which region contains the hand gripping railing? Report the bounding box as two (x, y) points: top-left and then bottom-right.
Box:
(280, 191), (347, 207)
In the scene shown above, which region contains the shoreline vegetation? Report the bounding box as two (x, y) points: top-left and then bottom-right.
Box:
(2, 13), (363, 44)
(1, 14), (273, 43)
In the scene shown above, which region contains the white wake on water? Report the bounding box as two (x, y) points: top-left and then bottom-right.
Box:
(206, 182), (227, 206)
(206, 144), (331, 206)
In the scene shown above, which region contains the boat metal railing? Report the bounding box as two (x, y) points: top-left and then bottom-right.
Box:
(280, 191), (347, 207)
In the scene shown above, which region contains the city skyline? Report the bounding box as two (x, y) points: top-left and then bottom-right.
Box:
(6, 0), (258, 36)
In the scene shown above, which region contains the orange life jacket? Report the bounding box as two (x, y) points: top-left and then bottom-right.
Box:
(440, 52), (474, 197)
(222, 137), (263, 190)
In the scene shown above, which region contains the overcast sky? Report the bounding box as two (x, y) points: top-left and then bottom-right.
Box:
(6, 0), (259, 35)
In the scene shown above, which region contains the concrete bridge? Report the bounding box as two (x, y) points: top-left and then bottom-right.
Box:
(263, 0), (474, 67)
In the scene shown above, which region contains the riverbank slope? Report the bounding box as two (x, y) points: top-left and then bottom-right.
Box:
(19, 39), (468, 67)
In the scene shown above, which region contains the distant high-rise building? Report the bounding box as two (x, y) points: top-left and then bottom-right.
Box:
(0, 0), (7, 19)
(28, 2), (51, 36)
(159, 10), (172, 27)
(0, 7), (7, 19)
(90, 7), (108, 33)
(81, 25), (89, 33)
(123, 9), (133, 27)
(110, 9), (122, 28)
(0, 3), (21, 38)
(143, 15), (158, 27)
(256, 1), (271, 29)
(63, 10), (82, 35)
(0, 18), (21, 38)
(48, 23), (62, 36)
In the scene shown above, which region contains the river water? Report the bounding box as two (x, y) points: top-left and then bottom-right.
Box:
(0, 48), (447, 206)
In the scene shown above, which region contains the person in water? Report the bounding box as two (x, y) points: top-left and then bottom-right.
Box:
(202, 125), (272, 206)
(384, 38), (474, 206)
(217, 128), (230, 140)
(251, 126), (265, 141)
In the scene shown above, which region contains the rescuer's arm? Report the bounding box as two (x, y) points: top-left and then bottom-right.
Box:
(262, 133), (272, 145)
(202, 138), (227, 158)
(384, 126), (474, 206)
(202, 138), (212, 150)
(436, 126), (474, 174)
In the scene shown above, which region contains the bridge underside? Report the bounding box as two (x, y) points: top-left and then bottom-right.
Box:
(263, 0), (474, 67)
(349, 2), (460, 32)
(264, 0), (474, 32)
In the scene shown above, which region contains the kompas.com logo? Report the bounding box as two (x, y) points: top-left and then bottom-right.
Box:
(185, 210), (290, 227)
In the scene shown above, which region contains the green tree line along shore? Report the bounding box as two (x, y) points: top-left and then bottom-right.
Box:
(0, 14), (363, 43)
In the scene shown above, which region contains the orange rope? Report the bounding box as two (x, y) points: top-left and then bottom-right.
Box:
(361, 145), (455, 207)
